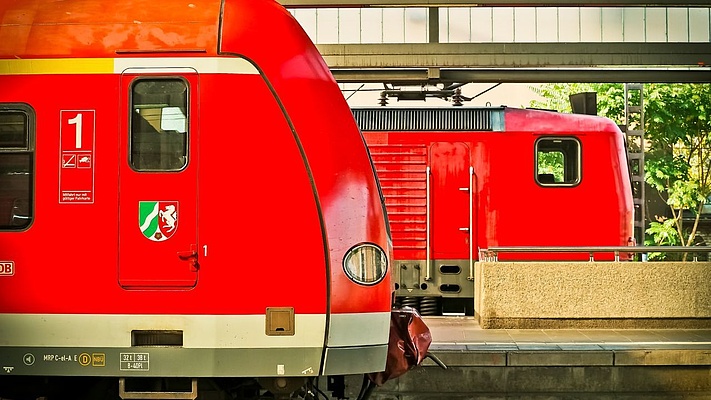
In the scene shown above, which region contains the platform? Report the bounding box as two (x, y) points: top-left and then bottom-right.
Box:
(427, 316), (711, 354)
(366, 317), (711, 399)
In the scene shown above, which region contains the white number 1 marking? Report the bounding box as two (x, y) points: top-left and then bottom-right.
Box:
(68, 113), (83, 149)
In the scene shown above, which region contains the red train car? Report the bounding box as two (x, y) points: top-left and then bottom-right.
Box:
(354, 107), (634, 315)
(0, 1), (393, 399)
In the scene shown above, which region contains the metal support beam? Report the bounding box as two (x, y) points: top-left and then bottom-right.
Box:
(330, 68), (711, 84)
(281, 0), (711, 7)
(323, 42), (711, 83)
(428, 8), (438, 44)
(318, 43), (711, 69)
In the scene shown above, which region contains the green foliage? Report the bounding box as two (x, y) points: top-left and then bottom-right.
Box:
(666, 180), (704, 213)
(644, 154), (689, 193)
(537, 151), (564, 182)
(645, 217), (680, 245)
(529, 83), (625, 124)
(644, 218), (680, 260)
(645, 84), (711, 150)
(643, 85), (711, 250)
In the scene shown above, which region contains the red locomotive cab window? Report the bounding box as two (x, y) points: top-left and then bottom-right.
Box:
(536, 137), (581, 186)
(130, 79), (188, 171)
(0, 105), (34, 229)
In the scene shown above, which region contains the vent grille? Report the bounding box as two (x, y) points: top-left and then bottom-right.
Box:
(352, 107), (505, 132)
(132, 330), (183, 346)
(367, 144), (428, 253)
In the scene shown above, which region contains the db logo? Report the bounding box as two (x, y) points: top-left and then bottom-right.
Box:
(0, 262), (14, 276)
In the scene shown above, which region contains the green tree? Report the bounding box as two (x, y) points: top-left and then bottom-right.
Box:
(530, 83), (711, 259)
(529, 83), (625, 124)
(643, 84), (711, 259)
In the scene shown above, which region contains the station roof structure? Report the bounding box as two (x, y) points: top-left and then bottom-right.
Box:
(279, 1), (711, 84)
(281, 0), (711, 6)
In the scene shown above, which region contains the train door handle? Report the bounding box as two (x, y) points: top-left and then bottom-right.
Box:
(459, 227), (470, 232)
(177, 250), (200, 271)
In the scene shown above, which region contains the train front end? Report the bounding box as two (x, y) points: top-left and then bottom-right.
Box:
(217, 0), (395, 381)
(0, 0), (393, 398)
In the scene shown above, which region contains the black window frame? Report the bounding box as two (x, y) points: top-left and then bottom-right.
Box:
(0, 103), (35, 230)
(129, 77), (190, 172)
(535, 136), (582, 187)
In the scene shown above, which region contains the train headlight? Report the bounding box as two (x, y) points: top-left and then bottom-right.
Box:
(343, 243), (388, 285)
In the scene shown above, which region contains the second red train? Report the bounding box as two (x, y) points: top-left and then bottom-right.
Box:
(355, 106), (635, 315)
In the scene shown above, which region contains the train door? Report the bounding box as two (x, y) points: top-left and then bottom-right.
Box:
(118, 69), (199, 288)
(429, 142), (474, 260)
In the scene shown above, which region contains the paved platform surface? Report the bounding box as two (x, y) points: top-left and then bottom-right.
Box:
(366, 317), (711, 398)
(424, 316), (711, 366)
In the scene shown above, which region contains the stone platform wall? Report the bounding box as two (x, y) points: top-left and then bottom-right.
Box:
(474, 261), (711, 329)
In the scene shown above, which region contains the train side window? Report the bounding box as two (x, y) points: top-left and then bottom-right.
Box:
(535, 137), (581, 186)
(0, 105), (34, 229)
(130, 79), (188, 171)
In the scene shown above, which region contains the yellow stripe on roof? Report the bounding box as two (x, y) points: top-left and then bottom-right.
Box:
(0, 58), (114, 75)
(0, 57), (259, 75)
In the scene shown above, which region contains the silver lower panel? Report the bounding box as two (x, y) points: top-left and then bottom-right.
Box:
(0, 345), (384, 377)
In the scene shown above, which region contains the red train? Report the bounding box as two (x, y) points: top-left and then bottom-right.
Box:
(355, 106), (635, 316)
(0, 1), (393, 399)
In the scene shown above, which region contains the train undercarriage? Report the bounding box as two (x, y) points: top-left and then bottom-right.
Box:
(0, 375), (378, 400)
